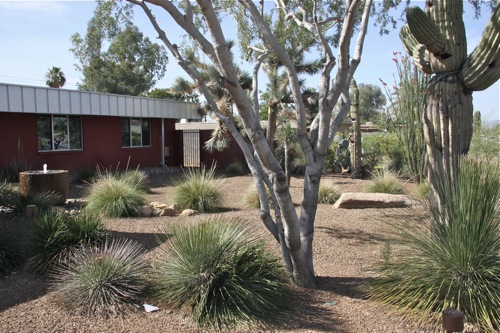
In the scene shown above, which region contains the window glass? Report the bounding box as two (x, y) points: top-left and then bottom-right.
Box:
(37, 116), (52, 151)
(121, 119), (130, 147)
(53, 116), (69, 149)
(130, 118), (142, 146)
(142, 119), (151, 146)
(68, 116), (82, 149)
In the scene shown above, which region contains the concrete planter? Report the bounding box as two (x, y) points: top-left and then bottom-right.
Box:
(19, 170), (69, 205)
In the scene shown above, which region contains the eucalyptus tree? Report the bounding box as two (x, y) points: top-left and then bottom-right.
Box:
(45, 66), (66, 88)
(71, 1), (168, 95)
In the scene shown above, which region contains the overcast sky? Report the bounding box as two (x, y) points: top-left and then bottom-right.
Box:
(0, 0), (498, 123)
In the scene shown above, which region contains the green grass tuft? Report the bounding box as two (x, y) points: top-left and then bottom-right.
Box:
(318, 182), (340, 204)
(85, 174), (147, 218)
(24, 210), (107, 275)
(370, 157), (500, 331)
(153, 217), (290, 330)
(50, 238), (147, 316)
(172, 166), (223, 213)
(364, 170), (404, 194)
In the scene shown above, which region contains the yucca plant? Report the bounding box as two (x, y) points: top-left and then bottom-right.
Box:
(85, 175), (146, 218)
(50, 238), (147, 316)
(318, 182), (340, 204)
(0, 181), (60, 213)
(0, 219), (24, 275)
(364, 170), (404, 194)
(172, 165), (223, 213)
(370, 157), (500, 331)
(152, 217), (290, 330)
(24, 210), (107, 275)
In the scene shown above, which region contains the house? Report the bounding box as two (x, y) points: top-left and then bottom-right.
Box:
(0, 82), (201, 174)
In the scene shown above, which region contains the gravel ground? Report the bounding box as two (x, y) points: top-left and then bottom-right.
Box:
(0, 170), (441, 333)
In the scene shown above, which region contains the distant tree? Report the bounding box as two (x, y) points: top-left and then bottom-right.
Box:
(70, 1), (168, 95)
(146, 87), (199, 102)
(357, 83), (386, 123)
(45, 66), (66, 88)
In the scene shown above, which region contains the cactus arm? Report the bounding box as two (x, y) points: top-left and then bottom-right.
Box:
(400, 24), (433, 74)
(406, 7), (447, 55)
(461, 3), (500, 91)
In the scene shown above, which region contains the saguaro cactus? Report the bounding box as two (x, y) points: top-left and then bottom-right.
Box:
(400, 1), (500, 198)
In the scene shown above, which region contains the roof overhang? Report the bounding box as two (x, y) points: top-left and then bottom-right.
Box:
(0, 82), (201, 120)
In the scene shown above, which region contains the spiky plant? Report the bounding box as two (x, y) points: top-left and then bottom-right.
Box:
(118, 169), (149, 191)
(0, 219), (24, 275)
(0, 182), (60, 213)
(370, 157), (500, 331)
(318, 182), (340, 204)
(364, 170), (404, 194)
(24, 210), (107, 274)
(152, 217), (290, 330)
(172, 165), (223, 213)
(85, 176), (146, 218)
(50, 238), (147, 316)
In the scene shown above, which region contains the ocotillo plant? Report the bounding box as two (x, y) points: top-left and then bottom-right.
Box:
(400, 1), (500, 203)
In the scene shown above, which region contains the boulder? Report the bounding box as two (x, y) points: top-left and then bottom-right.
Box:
(333, 192), (417, 209)
(159, 208), (178, 217)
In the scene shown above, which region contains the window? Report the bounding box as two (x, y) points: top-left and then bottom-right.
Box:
(37, 115), (82, 151)
(121, 118), (151, 147)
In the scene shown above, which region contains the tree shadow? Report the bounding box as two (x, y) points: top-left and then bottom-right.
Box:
(316, 276), (370, 300)
(316, 225), (389, 244)
(0, 272), (49, 312)
(108, 230), (169, 251)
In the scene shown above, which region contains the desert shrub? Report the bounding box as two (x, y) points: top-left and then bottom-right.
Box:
(370, 157), (500, 331)
(364, 170), (404, 194)
(413, 181), (430, 202)
(224, 161), (247, 176)
(72, 167), (95, 184)
(118, 169), (149, 191)
(0, 181), (20, 209)
(85, 174), (146, 218)
(24, 210), (107, 274)
(152, 217), (290, 330)
(362, 133), (404, 172)
(241, 185), (273, 209)
(172, 165), (223, 213)
(50, 238), (147, 316)
(318, 182), (341, 204)
(0, 219), (24, 275)
(469, 122), (500, 161)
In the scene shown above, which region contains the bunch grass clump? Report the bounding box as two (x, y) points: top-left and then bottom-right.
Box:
(241, 185), (272, 210)
(24, 210), (107, 274)
(50, 238), (147, 316)
(370, 157), (500, 331)
(0, 219), (24, 275)
(153, 217), (290, 330)
(85, 171), (147, 218)
(318, 182), (340, 204)
(0, 181), (60, 213)
(172, 165), (223, 213)
(364, 170), (404, 194)
(223, 161), (247, 176)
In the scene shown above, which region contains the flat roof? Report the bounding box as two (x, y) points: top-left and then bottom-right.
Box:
(0, 82), (201, 120)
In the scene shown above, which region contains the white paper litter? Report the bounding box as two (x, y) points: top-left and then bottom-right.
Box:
(143, 303), (159, 312)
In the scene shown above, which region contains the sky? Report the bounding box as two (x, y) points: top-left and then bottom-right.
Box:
(0, 0), (498, 124)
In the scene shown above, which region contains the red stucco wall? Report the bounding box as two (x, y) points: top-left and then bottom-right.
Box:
(0, 113), (177, 174)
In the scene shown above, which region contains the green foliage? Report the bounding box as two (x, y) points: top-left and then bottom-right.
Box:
(413, 181), (430, 202)
(356, 83), (387, 122)
(383, 53), (428, 183)
(318, 182), (340, 204)
(50, 238), (147, 316)
(362, 133), (404, 172)
(152, 217), (290, 330)
(0, 219), (24, 275)
(0, 181), (60, 213)
(25, 210), (107, 275)
(172, 165), (223, 213)
(223, 161), (248, 177)
(469, 121), (500, 160)
(370, 158), (500, 331)
(85, 171), (147, 218)
(330, 133), (351, 173)
(118, 169), (149, 191)
(72, 167), (95, 184)
(45, 66), (66, 88)
(70, 2), (167, 95)
(364, 170), (404, 194)
(242, 185), (272, 210)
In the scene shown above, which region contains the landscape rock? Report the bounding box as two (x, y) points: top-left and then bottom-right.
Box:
(333, 192), (418, 209)
(160, 207), (178, 217)
(180, 209), (198, 217)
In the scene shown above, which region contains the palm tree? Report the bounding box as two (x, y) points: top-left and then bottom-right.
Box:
(45, 66), (66, 88)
